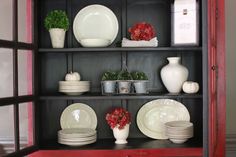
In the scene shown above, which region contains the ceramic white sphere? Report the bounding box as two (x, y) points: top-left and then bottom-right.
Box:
(182, 81), (199, 94)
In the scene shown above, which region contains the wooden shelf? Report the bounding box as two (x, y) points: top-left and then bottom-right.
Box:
(38, 47), (202, 53)
(39, 92), (202, 100)
(39, 138), (202, 150)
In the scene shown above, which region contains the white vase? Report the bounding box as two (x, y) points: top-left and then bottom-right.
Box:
(49, 28), (66, 48)
(112, 124), (130, 144)
(160, 57), (189, 93)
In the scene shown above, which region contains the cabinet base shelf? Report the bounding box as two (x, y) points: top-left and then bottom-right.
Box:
(39, 138), (202, 150)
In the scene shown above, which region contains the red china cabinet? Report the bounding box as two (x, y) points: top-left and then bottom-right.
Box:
(0, 0), (225, 156)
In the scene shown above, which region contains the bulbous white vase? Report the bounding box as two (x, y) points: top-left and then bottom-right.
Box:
(160, 57), (189, 93)
(112, 124), (130, 144)
(49, 28), (66, 48)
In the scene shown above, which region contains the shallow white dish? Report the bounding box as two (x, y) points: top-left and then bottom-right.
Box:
(58, 128), (96, 137)
(80, 38), (111, 47)
(136, 99), (190, 139)
(60, 103), (97, 129)
(73, 4), (118, 46)
(58, 138), (96, 146)
(59, 81), (90, 86)
(165, 121), (193, 129)
(59, 92), (84, 96)
(169, 138), (188, 144)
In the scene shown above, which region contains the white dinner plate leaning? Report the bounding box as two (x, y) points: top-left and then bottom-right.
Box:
(60, 103), (97, 129)
(136, 99), (190, 139)
(73, 4), (119, 45)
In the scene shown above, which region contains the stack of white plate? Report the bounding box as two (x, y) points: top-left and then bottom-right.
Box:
(59, 81), (90, 95)
(58, 128), (97, 146)
(58, 103), (98, 146)
(165, 121), (194, 144)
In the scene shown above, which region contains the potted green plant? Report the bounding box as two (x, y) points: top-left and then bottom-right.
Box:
(131, 71), (149, 93)
(101, 71), (118, 94)
(117, 70), (133, 94)
(44, 10), (69, 48)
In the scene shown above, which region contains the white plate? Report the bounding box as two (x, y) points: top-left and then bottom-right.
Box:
(58, 128), (96, 137)
(59, 81), (90, 86)
(59, 88), (90, 92)
(59, 92), (85, 96)
(60, 103), (97, 129)
(73, 4), (118, 45)
(136, 99), (190, 139)
(58, 138), (96, 146)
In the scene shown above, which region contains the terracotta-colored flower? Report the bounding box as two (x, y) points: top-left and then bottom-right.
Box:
(128, 22), (156, 41)
(106, 107), (131, 129)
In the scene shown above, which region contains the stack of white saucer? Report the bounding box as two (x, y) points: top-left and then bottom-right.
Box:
(58, 128), (97, 146)
(59, 81), (90, 95)
(165, 121), (194, 144)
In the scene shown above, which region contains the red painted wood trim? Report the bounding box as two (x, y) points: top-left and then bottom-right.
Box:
(208, 0), (226, 156)
(30, 148), (202, 157)
(215, 0), (226, 156)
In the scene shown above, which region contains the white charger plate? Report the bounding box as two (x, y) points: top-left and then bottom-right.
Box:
(60, 103), (97, 129)
(136, 99), (190, 139)
(73, 4), (118, 45)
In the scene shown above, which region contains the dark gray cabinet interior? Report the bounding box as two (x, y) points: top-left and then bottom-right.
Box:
(37, 0), (206, 151)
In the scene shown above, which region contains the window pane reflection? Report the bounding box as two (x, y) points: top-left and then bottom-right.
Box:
(0, 49), (13, 98)
(18, 50), (33, 96)
(0, 0), (13, 40)
(19, 102), (33, 149)
(0, 105), (15, 156)
(18, 0), (32, 43)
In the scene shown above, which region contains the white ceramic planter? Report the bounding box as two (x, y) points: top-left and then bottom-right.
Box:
(113, 124), (130, 144)
(49, 28), (66, 48)
(160, 57), (189, 93)
(118, 81), (132, 94)
(133, 81), (148, 94)
(102, 81), (116, 93)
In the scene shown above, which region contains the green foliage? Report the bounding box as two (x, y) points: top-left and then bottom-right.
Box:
(131, 71), (148, 80)
(118, 70), (133, 80)
(44, 10), (69, 31)
(102, 71), (118, 81)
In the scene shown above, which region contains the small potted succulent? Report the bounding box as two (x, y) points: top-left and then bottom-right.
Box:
(117, 70), (133, 94)
(131, 71), (148, 94)
(44, 10), (69, 48)
(101, 71), (118, 94)
(106, 107), (131, 144)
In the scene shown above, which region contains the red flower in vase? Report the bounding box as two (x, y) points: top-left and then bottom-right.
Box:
(128, 22), (156, 41)
(105, 107), (131, 129)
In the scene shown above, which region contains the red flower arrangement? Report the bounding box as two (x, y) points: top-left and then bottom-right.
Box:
(105, 107), (131, 129)
(128, 22), (156, 41)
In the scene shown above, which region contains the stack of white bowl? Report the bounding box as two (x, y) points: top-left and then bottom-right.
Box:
(165, 121), (194, 144)
(59, 81), (90, 95)
(58, 128), (97, 146)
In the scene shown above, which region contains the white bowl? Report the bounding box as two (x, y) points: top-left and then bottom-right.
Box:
(165, 121), (193, 130)
(169, 138), (188, 144)
(80, 38), (111, 47)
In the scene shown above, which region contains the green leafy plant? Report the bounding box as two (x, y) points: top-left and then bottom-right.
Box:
(44, 10), (69, 31)
(118, 70), (133, 80)
(131, 71), (148, 80)
(102, 71), (118, 81)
